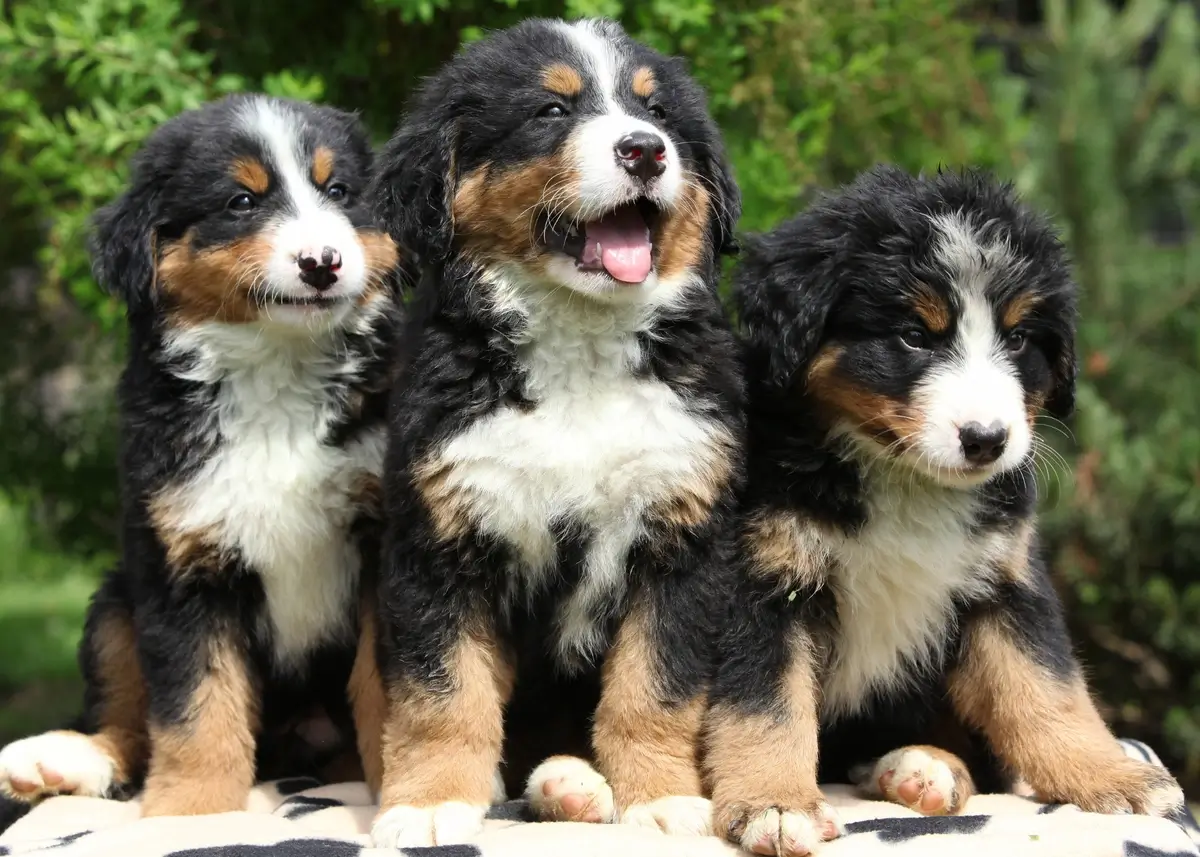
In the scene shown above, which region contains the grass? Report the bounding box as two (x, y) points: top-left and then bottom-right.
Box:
(0, 495), (110, 744)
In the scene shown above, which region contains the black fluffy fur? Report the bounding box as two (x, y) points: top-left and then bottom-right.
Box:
(370, 18), (744, 797)
(712, 165), (1079, 788)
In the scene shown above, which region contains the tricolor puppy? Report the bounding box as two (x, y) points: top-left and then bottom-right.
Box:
(369, 18), (743, 847)
(704, 166), (1185, 856)
(0, 94), (399, 817)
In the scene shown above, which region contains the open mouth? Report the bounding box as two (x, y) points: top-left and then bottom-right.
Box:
(539, 198), (662, 285)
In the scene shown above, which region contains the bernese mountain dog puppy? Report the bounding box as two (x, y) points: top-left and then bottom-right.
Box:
(0, 94), (398, 818)
(704, 166), (1185, 856)
(368, 18), (742, 848)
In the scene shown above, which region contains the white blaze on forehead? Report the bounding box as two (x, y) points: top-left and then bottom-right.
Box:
(238, 97), (325, 218)
(235, 97), (367, 309)
(909, 212), (1032, 474)
(561, 19), (623, 112)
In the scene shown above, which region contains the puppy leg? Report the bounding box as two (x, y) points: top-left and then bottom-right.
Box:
(348, 594), (386, 799)
(1, 572), (146, 803)
(707, 621), (841, 856)
(593, 593), (711, 837)
(136, 582), (259, 818)
(855, 745), (975, 815)
(372, 610), (513, 848)
(949, 592), (1183, 817)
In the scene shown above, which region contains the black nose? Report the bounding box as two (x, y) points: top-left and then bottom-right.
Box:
(296, 246), (342, 291)
(615, 131), (667, 182)
(959, 421), (1008, 466)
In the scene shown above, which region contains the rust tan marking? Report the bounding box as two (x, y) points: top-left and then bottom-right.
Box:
(912, 288), (952, 335)
(592, 605), (706, 810)
(807, 344), (924, 449)
(312, 146), (335, 187)
(1002, 291), (1041, 330)
(453, 160), (581, 265)
(377, 620), (514, 812)
(994, 521), (1035, 586)
(357, 229), (401, 306)
(541, 63), (583, 98)
(141, 635), (258, 816)
(632, 67), (656, 98)
(87, 609), (149, 785)
(1025, 390), (1047, 427)
(705, 634), (828, 840)
(148, 490), (226, 578)
(231, 158), (270, 195)
(349, 598), (387, 796)
(649, 427), (736, 531)
(949, 615), (1179, 814)
(413, 456), (474, 543)
(655, 181), (710, 284)
(157, 233), (273, 326)
(743, 510), (832, 591)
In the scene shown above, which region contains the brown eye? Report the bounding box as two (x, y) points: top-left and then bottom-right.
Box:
(899, 328), (930, 350)
(1006, 328), (1028, 354)
(538, 103), (569, 118)
(325, 182), (349, 201)
(228, 193), (256, 213)
(648, 103), (666, 120)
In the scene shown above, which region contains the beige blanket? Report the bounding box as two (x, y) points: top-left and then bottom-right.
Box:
(3, 740), (1197, 857)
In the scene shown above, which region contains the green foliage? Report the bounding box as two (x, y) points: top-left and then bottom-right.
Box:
(1015, 0), (1200, 781)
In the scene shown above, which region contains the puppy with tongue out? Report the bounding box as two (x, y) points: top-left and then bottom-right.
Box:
(369, 17), (743, 851)
(571, 202), (655, 284)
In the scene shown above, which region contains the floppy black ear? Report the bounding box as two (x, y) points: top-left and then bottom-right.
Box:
(89, 111), (199, 312)
(370, 104), (458, 271)
(1045, 330), (1077, 419)
(699, 133), (742, 258)
(734, 227), (845, 391)
(89, 159), (164, 311)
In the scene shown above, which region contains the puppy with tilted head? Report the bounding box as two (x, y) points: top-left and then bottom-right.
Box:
(0, 94), (399, 818)
(368, 18), (743, 847)
(704, 166), (1185, 856)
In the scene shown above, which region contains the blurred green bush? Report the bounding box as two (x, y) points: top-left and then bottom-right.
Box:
(0, 0), (1198, 789)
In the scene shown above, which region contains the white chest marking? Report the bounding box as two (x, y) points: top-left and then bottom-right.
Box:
(431, 290), (723, 664)
(164, 324), (384, 671)
(820, 474), (1007, 719)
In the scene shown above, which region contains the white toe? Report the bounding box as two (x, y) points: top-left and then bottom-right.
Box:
(741, 804), (842, 857)
(0, 732), (116, 801)
(621, 795), (712, 836)
(872, 747), (957, 812)
(371, 802), (486, 848)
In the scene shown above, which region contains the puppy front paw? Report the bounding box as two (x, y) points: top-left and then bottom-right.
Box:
(1041, 759), (1184, 817)
(715, 795), (842, 857)
(526, 756), (615, 823)
(370, 802), (486, 848)
(858, 745), (974, 815)
(0, 732), (117, 802)
(620, 795), (713, 836)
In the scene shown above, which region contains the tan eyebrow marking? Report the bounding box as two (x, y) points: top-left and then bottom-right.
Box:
(911, 287), (952, 335)
(632, 67), (655, 98)
(230, 158), (269, 195)
(311, 146), (335, 187)
(1002, 292), (1041, 329)
(542, 63), (583, 97)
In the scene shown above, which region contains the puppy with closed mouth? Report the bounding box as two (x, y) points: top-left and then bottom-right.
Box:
(703, 166), (1185, 856)
(369, 17), (743, 847)
(0, 94), (398, 817)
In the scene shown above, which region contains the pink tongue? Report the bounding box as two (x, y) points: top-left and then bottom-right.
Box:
(583, 206), (653, 284)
